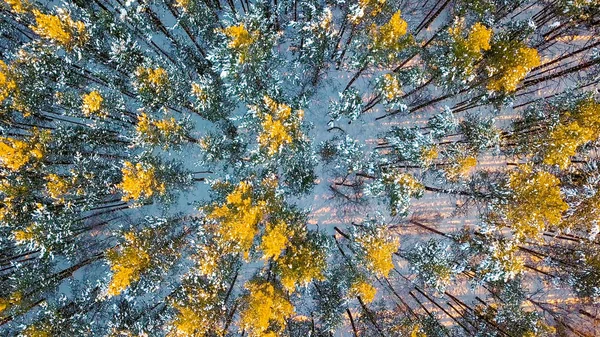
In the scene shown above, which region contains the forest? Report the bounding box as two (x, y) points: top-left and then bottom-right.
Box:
(0, 0), (599, 336)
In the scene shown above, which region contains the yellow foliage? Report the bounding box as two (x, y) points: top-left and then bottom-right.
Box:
(491, 242), (524, 280)
(195, 244), (226, 277)
(222, 24), (255, 63)
(372, 11), (408, 51)
(136, 113), (184, 147)
(260, 221), (290, 260)
(136, 113), (153, 135)
(0, 291), (22, 315)
(5, 0), (30, 14)
(21, 325), (51, 337)
(13, 225), (35, 243)
(410, 325), (427, 337)
(0, 138), (35, 171)
(318, 7), (333, 30)
(387, 172), (424, 193)
(45, 174), (71, 201)
(239, 281), (294, 337)
(118, 161), (166, 202)
(135, 67), (170, 94)
(444, 155), (477, 181)
(350, 280), (377, 303)
(356, 230), (399, 277)
(447, 21), (493, 76)
(191, 82), (208, 102)
(542, 99), (600, 169)
(223, 24), (254, 49)
(260, 116), (292, 155)
(257, 96), (303, 156)
(278, 238), (326, 292)
(107, 232), (151, 296)
(465, 22), (492, 53)
(0, 179), (29, 222)
(574, 98), (600, 138)
(487, 46), (540, 92)
(31, 9), (87, 50)
(381, 73), (403, 101)
(0, 60), (16, 104)
(155, 117), (182, 134)
(507, 165), (567, 241)
(174, 0), (190, 11)
(207, 181), (266, 258)
(561, 186), (600, 232)
(82, 90), (104, 117)
(420, 146), (439, 166)
(171, 305), (211, 337)
(0, 132), (47, 171)
(543, 122), (593, 169)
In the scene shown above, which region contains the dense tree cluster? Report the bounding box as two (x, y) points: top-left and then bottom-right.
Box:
(1, 0), (599, 336)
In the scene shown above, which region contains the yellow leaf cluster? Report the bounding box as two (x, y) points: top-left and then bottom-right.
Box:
(0, 60), (16, 104)
(21, 325), (51, 337)
(13, 224), (35, 244)
(81, 90), (104, 117)
(0, 180), (29, 221)
(356, 230), (399, 277)
(170, 305), (211, 337)
(465, 22), (492, 53)
(491, 242), (524, 280)
(257, 96), (303, 156)
(350, 280), (377, 303)
(174, 0), (190, 11)
(372, 11), (408, 52)
(0, 292), (21, 315)
(260, 221), (290, 260)
(223, 24), (255, 49)
(5, 0), (29, 14)
(448, 21), (493, 75)
(507, 165), (567, 241)
(154, 117), (182, 134)
(31, 9), (87, 50)
(196, 245), (221, 277)
(318, 7), (333, 30)
(543, 122), (593, 169)
(45, 173), (71, 201)
(136, 113), (183, 146)
(135, 67), (170, 94)
(0, 135), (45, 171)
(207, 181), (266, 258)
(562, 186), (600, 232)
(278, 238), (326, 292)
(444, 155), (477, 181)
(542, 99), (600, 168)
(381, 73), (403, 101)
(118, 161), (166, 202)
(420, 146), (439, 166)
(410, 325), (427, 337)
(576, 99), (600, 137)
(487, 46), (540, 92)
(19, 325), (52, 337)
(107, 232), (151, 296)
(387, 172), (424, 193)
(222, 24), (255, 63)
(191, 82), (208, 102)
(260, 116), (292, 155)
(239, 281), (294, 337)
